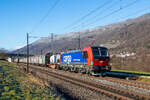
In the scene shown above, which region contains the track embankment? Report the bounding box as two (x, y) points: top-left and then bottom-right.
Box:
(19, 63), (150, 100)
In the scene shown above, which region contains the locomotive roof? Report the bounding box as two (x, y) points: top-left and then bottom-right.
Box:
(62, 46), (107, 54)
(63, 49), (82, 54)
(91, 46), (108, 49)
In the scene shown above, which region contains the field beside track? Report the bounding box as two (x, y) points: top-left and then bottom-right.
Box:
(112, 69), (150, 75)
(111, 69), (150, 82)
(0, 60), (62, 100)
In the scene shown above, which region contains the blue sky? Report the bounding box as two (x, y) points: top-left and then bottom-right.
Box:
(0, 0), (150, 50)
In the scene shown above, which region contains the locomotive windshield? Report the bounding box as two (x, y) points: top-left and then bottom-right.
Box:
(92, 47), (108, 58)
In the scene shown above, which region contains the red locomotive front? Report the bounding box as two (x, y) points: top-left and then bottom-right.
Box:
(83, 46), (111, 73)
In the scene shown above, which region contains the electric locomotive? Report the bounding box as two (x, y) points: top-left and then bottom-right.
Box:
(59, 46), (111, 75)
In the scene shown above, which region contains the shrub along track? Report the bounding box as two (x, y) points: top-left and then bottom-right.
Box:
(18, 63), (150, 100)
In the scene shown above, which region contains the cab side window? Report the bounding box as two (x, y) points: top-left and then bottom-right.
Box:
(82, 51), (88, 58)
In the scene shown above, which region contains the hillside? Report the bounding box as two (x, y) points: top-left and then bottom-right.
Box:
(14, 13), (150, 55)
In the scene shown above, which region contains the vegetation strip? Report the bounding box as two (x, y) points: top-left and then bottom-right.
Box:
(0, 61), (62, 100)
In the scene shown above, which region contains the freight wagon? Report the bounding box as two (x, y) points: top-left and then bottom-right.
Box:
(15, 55), (46, 66)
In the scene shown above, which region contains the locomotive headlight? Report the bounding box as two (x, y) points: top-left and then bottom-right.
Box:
(100, 61), (104, 63)
(110, 63), (112, 66)
(91, 61), (94, 65)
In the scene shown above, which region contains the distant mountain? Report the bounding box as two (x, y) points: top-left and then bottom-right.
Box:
(13, 13), (150, 55)
(0, 48), (10, 53)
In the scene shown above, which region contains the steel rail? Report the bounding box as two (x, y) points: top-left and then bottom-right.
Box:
(27, 65), (150, 100)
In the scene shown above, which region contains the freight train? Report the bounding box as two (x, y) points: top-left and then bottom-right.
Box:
(13, 46), (111, 75)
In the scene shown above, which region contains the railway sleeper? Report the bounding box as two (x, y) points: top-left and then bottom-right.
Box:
(29, 65), (148, 100)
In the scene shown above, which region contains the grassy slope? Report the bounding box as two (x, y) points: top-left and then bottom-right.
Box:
(0, 60), (61, 100)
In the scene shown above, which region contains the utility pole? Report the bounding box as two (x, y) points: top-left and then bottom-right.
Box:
(25, 34), (48, 72)
(51, 33), (54, 54)
(27, 33), (29, 73)
(41, 49), (42, 55)
(72, 38), (74, 49)
(78, 33), (80, 49)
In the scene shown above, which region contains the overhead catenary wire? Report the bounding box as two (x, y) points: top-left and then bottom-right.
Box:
(117, 6), (150, 21)
(71, 0), (120, 31)
(31, 0), (61, 33)
(83, 0), (140, 28)
(64, 0), (113, 30)
(120, 0), (122, 9)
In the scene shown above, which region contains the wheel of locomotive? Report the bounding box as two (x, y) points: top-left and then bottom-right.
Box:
(68, 65), (72, 72)
(57, 65), (61, 70)
(79, 68), (82, 73)
(70, 67), (73, 72)
(82, 69), (86, 74)
(88, 70), (94, 76)
(61, 65), (65, 70)
(86, 69), (90, 74)
(74, 67), (78, 73)
(71, 67), (75, 72)
(67, 66), (70, 71)
(68, 66), (72, 72)
(79, 68), (85, 74)
(59, 65), (63, 70)
(63, 66), (66, 70)
(64, 66), (69, 71)
(88, 72), (92, 76)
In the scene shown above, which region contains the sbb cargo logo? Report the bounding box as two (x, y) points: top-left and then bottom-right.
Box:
(63, 55), (72, 63)
(73, 59), (80, 61)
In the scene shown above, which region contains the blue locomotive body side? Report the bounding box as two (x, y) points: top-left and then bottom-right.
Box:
(61, 51), (87, 63)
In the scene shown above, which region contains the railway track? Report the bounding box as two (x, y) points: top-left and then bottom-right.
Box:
(52, 69), (150, 94)
(86, 76), (150, 97)
(101, 77), (150, 90)
(19, 63), (150, 100)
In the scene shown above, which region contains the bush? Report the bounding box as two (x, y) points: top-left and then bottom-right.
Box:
(0, 52), (8, 60)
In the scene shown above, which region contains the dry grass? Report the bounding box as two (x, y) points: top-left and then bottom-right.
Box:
(111, 50), (150, 72)
(28, 75), (46, 86)
(0, 60), (62, 100)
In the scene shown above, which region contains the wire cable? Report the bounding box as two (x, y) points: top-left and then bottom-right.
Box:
(83, 0), (140, 28)
(117, 6), (150, 20)
(31, 0), (61, 33)
(64, 0), (113, 30)
(71, 0), (120, 30)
